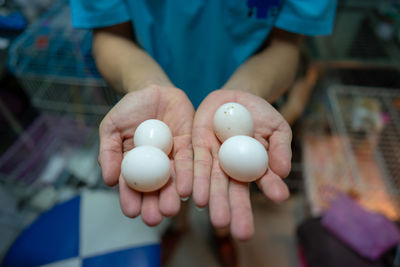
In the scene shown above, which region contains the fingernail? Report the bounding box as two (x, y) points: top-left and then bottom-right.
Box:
(195, 206), (205, 212)
(181, 197), (190, 202)
(271, 181), (289, 202)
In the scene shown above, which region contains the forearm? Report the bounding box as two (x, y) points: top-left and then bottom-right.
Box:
(222, 28), (303, 103)
(92, 22), (172, 93)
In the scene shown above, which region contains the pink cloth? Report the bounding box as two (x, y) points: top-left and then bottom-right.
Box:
(321, 194), (400, 260)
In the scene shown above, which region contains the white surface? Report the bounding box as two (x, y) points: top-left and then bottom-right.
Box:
(218, 135), (268, 182)
(39, 154), (68, 184)
(213, 102), (254, 143)
(134, 119), (173, 155)
(29, 187), (58, 211)
(67, 142), (101, 186)
(121, 146), (170, 192)
(80, 190), (166, 258)
(40, 257), (81, 267)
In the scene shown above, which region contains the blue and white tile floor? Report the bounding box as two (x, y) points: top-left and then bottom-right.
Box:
(3, 190), (169, 267)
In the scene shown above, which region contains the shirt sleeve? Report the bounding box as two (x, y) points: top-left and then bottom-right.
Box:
(274, 0), (337, 36)
(69, 0), (131, 29)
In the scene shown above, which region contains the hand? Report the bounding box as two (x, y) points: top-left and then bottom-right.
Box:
(98, 85), (194, 226)
(192, 89), (291, 240)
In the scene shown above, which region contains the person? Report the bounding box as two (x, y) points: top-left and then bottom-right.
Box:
(70, 0), (336, 264)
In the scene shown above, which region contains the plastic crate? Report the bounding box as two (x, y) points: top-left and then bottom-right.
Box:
(8, 0), (119, 124)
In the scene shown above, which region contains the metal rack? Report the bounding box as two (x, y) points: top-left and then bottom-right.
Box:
(8, 0), (119, 124)
(303, 85), (400, 220)
(0, 0), (112, 206)
(329, 86), (400, 193)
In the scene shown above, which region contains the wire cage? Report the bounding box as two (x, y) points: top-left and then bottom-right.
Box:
(8, 0), (119, 124)
(303, 85), (400, 221)
(1, 0), (114, 203)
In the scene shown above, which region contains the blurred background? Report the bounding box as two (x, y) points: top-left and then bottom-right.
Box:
(0, 0), (400, 266)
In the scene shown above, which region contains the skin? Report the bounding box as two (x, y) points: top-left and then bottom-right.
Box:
(94, 21), (302, 240)
(279, 62), (319, 125)
(94, 22), (195, 226)
(192, 90), (292, 240)
(98, 86), (194, 225)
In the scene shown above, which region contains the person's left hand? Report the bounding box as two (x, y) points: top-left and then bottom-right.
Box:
(192, 89), (291, 240)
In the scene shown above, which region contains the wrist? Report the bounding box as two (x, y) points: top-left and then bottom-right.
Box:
(136, 79), (174, 92)
(221, 83), (265, 100)
(124, 75), (174, 93)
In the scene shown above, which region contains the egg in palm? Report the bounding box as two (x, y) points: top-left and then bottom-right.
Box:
(121, 119), (173, 192)
(214, 102), (269, 182)
(213, 102), (254, 143)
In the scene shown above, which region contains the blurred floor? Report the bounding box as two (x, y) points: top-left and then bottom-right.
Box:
(166, 192), (306, 267)
(0, 185), (306, 267)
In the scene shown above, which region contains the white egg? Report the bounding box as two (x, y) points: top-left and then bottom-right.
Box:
(218, 135), (268, 182)
(134, 119), (173, 155)
(121, 146), (170, 192)
(213, 102), (254, 143)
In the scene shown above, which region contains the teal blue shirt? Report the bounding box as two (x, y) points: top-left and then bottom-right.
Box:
(70, 0), (336, 107)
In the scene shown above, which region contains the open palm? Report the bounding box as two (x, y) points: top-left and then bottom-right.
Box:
(98, 85), (194, 226)
(192, 89), (292, 240)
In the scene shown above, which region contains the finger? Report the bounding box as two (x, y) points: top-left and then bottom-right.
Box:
(268, 123), (292, 178)
(141, 192), (163, 226)
(256, 170), (290, 203)
(229, 180), (254, 241)
(209, 158), (230, 229)
(99, 118), (123, 186)
(173, 135), (193, 198)
(192, 93), (222, 208)
(254, 134), (269, 150)
(119, 175), (142, 218)
(193, 146), (213, 207)
(159, 163), (180, 217)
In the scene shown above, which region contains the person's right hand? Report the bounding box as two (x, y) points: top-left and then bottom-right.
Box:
(98, 85), (195, 226)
